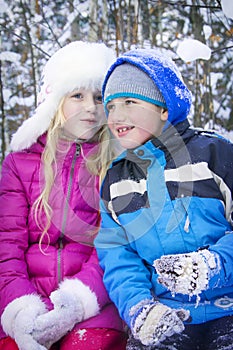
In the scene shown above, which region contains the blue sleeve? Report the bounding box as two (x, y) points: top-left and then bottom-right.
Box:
(95, 199), (153, 326)
(209, 233), (233, 289)
(208, 137), (233, 288)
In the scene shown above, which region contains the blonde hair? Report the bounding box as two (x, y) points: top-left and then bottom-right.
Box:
(33, 98), (116, 247)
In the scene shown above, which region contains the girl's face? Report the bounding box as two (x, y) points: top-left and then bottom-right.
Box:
(62, 88), (105, 141)
(106, 97), (168, 149)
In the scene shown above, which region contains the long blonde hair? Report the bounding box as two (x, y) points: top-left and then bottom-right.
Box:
(33, 98), (116, 246)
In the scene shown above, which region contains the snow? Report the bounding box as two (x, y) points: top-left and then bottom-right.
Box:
(206, 123), (233, 143)
(77, 329), (87, 340)
(154, 250), (219, 307)
(0, 51), (21, 63)
(131, 301), (190, 346)
(9, 95), (34, 109)
(177, 39), (211, 62)
(221, 0), (233, 19)
(0, 0), (8, 14)
(203, 25), (212, 40)
(1, 1), (232, 156)
(74, 0), (89, 17)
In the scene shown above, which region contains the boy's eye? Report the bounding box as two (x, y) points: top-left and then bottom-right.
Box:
(106, 103), (115, 112)
(125, 99), (136, 105)
(95, 94), (103, 104)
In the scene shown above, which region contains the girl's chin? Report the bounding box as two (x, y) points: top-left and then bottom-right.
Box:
(64, 128), (100, 142)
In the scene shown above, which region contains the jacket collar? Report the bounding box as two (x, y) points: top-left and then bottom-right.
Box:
(111, 119), (195, 166)
(151, 119), (195, 162)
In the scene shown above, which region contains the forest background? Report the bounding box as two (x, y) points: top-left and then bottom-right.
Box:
(0, 0), (232, 164)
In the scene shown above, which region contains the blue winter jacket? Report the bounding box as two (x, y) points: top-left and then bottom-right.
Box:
(95, 120), (233, 326)
(95, 49), (233, 327)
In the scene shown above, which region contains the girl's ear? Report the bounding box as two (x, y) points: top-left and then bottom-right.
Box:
(161, 108), (168, 121)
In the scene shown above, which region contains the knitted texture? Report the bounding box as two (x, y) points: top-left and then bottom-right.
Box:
(102, 48), (192, 126)
(129, 300), (190, 346)
(104, 63), (166, 108)
(154, 250), (220, 306)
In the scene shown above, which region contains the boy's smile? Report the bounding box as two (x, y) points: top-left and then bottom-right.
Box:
(117, 125), (134, 135)
(107, 97), (168, 149)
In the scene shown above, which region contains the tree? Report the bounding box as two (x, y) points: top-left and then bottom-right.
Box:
(0, 0), (232, 164)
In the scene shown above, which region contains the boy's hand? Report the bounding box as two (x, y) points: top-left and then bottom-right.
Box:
(130, 300), (190, 346)
(154, 250), (218, 298)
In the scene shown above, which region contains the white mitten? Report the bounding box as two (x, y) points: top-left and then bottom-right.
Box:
(32, 279), (100, 348)
(154, 249), (219, 302)
(1, 294), (47, 350)
(130, 300), (190, 346)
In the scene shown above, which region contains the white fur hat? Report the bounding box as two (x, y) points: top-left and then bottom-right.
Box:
(10, 41), (116, 151)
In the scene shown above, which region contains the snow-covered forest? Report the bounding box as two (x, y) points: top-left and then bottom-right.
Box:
(0, 0), (232, 163)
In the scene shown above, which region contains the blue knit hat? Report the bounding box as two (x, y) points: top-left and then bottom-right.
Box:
(104, 63), (166, 109)
(102, 49), (192, 126)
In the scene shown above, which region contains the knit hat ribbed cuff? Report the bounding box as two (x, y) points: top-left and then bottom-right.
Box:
(104, 63), (166, 110)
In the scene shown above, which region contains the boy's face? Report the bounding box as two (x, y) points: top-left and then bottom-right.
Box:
(106, 97), (168, 149)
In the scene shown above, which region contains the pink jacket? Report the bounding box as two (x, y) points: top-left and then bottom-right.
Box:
(0, 134), (123, 339)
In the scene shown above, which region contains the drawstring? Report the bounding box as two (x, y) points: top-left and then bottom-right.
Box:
(184, 215), (190, 233)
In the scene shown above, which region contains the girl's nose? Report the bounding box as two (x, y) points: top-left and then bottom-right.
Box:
(84, 94), (96, 113)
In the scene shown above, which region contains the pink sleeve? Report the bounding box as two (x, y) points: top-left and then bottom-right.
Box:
(0, 154), (38, 315)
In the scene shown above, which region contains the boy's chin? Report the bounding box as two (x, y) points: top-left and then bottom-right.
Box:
(118, 139), (141, 149)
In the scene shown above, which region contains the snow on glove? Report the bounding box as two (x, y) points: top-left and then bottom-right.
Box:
(32, 279), (100, 348)
(1, 294), (47, 350)
(154, 249), (219, 303)
(130, 300), (190, 346)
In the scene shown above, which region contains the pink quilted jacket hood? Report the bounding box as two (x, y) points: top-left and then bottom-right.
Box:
(0, 134), (123, 338)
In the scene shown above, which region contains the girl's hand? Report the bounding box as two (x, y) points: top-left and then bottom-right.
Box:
(1, 294), (47, 350)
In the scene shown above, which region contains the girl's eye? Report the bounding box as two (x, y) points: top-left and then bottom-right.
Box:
(72, 93), (83, 99)
(95, 94), (103, 104)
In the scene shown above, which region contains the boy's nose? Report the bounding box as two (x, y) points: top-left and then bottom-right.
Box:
(109, 103), (127, 122)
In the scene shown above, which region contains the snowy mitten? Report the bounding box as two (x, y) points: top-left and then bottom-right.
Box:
(1, 294), (47, 350)
(32, 279), (100, 348)
(130, 300), (190, 346)
(154, 249), (219, 300)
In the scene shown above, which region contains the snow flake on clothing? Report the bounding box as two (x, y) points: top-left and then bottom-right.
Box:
(102, 48), (192, 127)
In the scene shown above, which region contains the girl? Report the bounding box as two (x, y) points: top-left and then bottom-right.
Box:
(0, 41), (127, 350)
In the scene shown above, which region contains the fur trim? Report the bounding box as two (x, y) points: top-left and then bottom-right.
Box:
(52, 278), (100, 320)
(1, 294), (47, 337)
(11, 41), (115, 152)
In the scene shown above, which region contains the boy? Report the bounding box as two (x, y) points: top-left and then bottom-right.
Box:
(95, 49), (233, 349)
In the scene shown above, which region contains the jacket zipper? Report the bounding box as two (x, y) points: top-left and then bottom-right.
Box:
(57, 144), (81, 284)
